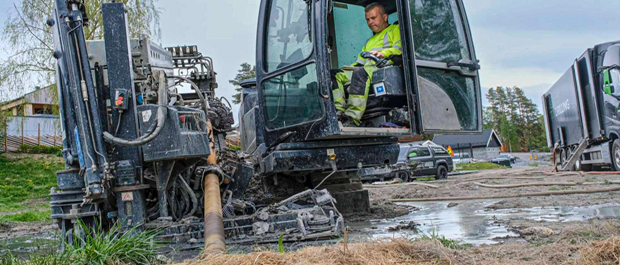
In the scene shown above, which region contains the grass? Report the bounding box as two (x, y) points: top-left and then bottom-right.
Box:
(18, 145), (62, 155)
(529, 162), (539, 167)
(456, 162), (508, 171)
(416, 229), (471, 250)
(0, 209), (51, 223)
(1, 220), (161, 265)
(414, 176), (434, 181)
(0, 154), (64, 213)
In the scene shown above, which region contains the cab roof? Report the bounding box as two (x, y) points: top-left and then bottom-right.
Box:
(335, 0), (398, 14)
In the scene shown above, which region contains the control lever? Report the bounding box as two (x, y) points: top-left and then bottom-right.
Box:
(361, 52), (389, 68)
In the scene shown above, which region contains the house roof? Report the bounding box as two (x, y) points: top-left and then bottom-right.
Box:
(0, 86), (56, 109)
(432, 129), (503, 148)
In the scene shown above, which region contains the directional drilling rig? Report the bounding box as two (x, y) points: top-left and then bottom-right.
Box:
(49, 0), (347, 253)
(48, 0), (483, 253)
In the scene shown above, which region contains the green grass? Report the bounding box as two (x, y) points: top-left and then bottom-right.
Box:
(457, 162), (508, 171)
(416, 230), (471, 250)
(0, 154), (64, 212)
(0, 210), (51, 223)
(18, 145), (62, 155)
(414, 176), (435, 181)
(1, 220), (161, 265)
(528, 162), (539, 167)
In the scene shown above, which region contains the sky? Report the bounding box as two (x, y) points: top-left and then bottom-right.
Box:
(2, 0), (620, 119)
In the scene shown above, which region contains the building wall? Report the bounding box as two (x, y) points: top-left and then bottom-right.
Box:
(23, 104), (33, 116)
(473, 147), (501, 161)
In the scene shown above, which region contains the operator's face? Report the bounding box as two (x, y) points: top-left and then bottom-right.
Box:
(365, 8), (388, 34)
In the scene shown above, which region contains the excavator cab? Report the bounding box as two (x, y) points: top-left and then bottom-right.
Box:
(250, 0), (482, 147)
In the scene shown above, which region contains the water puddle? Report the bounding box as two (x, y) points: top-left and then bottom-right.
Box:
(0, 233), (59, 257)
(349, 200), (620, 245)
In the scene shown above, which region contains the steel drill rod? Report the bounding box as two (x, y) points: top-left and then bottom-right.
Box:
(203, 120), (226, 255)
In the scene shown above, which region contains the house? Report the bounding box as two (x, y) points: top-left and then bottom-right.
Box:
(432, 129), (503, 161)
(0, 86), (58, 116)
(1, 86), (61, 152)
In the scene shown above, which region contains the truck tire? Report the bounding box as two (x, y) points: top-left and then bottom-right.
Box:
(398, 172), (410, 182)
(612, 140), (620, 171)
(435, 165), (448, 180)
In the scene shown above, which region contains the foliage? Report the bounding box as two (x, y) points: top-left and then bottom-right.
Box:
(416, 230), (471, 250)
(18, 145), (62, 154)
(1, 220), (161, 265)
(0, 0), (161, 102)
(278, 233), (285, 253)
(0, 154), (64, 211)
(0, 209), (51, 223)
(485, 87), (547, 152)
(456, 162), (507, 170)
(229, 62), (257, 104)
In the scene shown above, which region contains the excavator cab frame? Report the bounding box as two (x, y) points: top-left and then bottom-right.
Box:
(254, 0), (483, 148)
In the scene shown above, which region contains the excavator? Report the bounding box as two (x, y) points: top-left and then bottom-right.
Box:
(48, 0), (482, 254)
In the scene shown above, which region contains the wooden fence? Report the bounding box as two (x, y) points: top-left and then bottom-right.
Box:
(1, 116), (62, 152)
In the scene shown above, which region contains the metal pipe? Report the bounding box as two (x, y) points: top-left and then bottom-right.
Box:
(203, 120), (226, 255)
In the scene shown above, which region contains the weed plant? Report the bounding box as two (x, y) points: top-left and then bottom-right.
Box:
(1, 220), (161, 265)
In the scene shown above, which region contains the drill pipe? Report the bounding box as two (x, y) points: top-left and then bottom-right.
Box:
(203, 120), (226, 254)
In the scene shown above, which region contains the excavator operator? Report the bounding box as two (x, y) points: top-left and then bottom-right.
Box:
(331, 2), (402, 127)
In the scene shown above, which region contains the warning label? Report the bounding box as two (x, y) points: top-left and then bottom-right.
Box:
(121, 192), (134, 201)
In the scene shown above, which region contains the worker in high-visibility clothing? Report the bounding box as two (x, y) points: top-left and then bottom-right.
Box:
(332, 2), (402, 126)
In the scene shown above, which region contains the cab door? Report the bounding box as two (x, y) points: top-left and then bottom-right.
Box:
(256, 0), (338, 147)
(400, 0), (483, 134)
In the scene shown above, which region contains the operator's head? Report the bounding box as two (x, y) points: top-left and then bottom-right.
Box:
(365, 3), (389, 34)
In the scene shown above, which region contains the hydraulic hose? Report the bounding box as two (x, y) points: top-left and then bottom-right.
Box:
(103, 71), (168, 146)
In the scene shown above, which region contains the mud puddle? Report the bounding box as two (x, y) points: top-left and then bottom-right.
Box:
(0, 232), (59, 257)
(349, 200), (620, 245)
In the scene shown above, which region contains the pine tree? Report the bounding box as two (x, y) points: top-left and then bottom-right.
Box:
(229, 63), (256, 104)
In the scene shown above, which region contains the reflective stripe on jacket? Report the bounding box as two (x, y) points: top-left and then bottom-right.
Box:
(354, 24), (402, 66)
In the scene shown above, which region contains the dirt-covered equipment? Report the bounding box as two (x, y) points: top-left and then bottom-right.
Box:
(239, 0), (482, 209)
(542, 41), (620, 171)
(48, 0), (483, 252)
(48, 0), (346, 251)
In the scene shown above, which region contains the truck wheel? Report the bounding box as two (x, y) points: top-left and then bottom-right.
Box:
(435, 165), (448, 180)
(612, 140), (620, 171)
(398, 172), (410, 182)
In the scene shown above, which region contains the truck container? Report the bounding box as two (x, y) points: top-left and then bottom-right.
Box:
(542, 41), (620, 170)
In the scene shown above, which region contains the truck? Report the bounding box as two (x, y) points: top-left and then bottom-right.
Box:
(48, 0), (483, 253)
(542, 41), (620, 171)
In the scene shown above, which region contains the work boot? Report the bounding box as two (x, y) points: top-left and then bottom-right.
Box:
(341, 116), (360, 127)
(336, 110), (345, 122)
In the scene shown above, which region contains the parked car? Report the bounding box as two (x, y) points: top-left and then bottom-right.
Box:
(397, 141), (454, 180)
(359, 141), (454, 182)
(493, 154), (517, 163)
(453, 153), (473, 164)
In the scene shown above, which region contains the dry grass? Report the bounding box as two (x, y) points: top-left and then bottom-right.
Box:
(183, 239), (454, 265)
(579, 236), (620, 265)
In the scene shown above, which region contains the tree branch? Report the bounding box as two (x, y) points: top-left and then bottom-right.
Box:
(13, 3), (53, 51)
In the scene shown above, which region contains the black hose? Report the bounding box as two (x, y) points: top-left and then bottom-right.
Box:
(103, 71), (168, 146)
(179, 176), (198, 218)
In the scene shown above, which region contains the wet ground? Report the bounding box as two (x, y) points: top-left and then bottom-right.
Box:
(349, 199), (620, 245)
(5, 165), (620, 264)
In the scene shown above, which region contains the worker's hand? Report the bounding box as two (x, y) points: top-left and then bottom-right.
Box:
(369, 51), (385, 59)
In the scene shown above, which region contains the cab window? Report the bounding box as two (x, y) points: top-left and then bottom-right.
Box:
(408, 147), (430, 157)
(265, 0), (313, 72)
(432, 147), (449, 155)
(410, 0), (470, 62)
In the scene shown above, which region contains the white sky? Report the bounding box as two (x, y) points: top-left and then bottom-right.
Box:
(2, 0), (620, 118)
